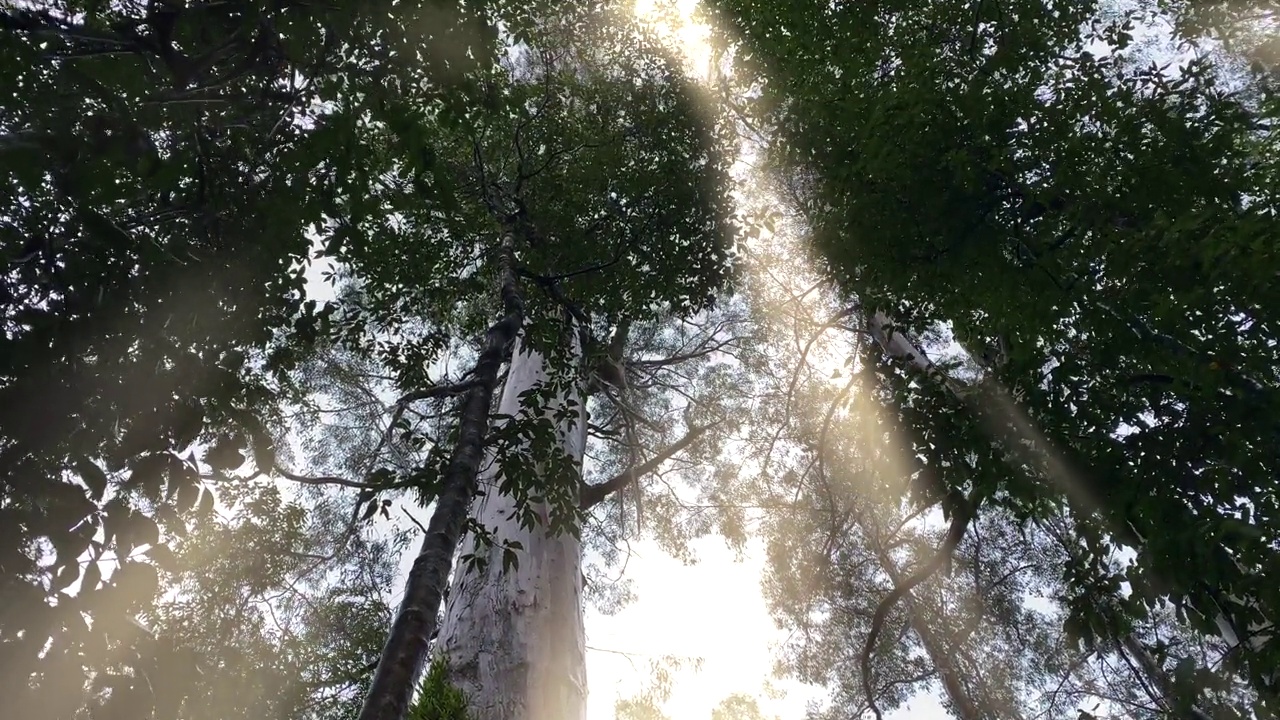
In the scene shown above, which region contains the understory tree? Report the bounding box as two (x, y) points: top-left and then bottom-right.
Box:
(0, 2), (387, 716)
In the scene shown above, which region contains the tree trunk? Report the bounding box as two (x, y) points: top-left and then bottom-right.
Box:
(357, 242), (524, 720)
(869, 537), (985, 720)
(436, 332), (589, 720)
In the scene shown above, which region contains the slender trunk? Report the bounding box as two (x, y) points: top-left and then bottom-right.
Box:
(436, 330), (589, 720)
(910, 608), (987, 720)
(869, 541), (985, 720)
(1038, 513), (1215, 720)
(357, 244), (524, 720)
(1117, 635), (1212, 720)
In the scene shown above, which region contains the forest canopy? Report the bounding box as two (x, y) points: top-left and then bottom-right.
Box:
(2, 1), (1278, 720)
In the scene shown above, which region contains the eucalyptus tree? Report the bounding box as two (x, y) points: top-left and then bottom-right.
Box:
(709, 0), (1280, 708)
(720, 260), (1255, 720)
(276, 4), (743, 719)
(736, 311), (1047, 719)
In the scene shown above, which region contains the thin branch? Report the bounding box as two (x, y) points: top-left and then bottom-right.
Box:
(402, 507), (429, 535)
(580, 422), (720, 510)
(628, 334), (755, 369)
(396, 379), (484, 405)
(274, 468), (387, 491)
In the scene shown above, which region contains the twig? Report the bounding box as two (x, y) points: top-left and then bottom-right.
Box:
(402, 507), (428, 535)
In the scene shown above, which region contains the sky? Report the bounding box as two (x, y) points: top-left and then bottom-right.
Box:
(578, 535), (951, 720)
(564, 4), (954, 717)
(292, 1), (1280, 717)
(286, 4), (954, 714)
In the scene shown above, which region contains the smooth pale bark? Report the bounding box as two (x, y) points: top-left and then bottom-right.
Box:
(357, 243), (523, 720)
(867, 311), (969, 396)
(436, 333), (589, 720)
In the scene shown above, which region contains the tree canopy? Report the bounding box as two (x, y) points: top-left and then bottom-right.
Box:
(3, 0), (1279, 719)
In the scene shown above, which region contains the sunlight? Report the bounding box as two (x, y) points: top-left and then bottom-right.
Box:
(615, 4), (1197, 718)
(633, 0), (717, 82)
(612, 2), (929, 718)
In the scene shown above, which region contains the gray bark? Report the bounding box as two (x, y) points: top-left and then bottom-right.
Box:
(870, 311), (1228, 712)
(1117, 634), (1212, 720)
(357, 244), (524, 720)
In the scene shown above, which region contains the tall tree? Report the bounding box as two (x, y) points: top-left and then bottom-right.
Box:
(709, 0), (1280, 708)
(337, 4), (739, 720)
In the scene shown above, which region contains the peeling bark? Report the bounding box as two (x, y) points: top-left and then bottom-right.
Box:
(357, 243), (524, 720)
(435, 331), (589, 720)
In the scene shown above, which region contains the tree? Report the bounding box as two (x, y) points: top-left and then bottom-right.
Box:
(710, 0), (1280, 709)
(342, 4), (739, 720)
(140, 482), (401, 720)
(0, 2), (496, 716)
(19, 1), (1280, 719)
(0, 2), (355, 714)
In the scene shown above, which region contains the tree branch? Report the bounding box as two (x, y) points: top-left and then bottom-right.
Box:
(579, 422), (718, 510)
(860, 498), (974, 720)
(396, 379), (483, 405)
(274, 468), (388, 491)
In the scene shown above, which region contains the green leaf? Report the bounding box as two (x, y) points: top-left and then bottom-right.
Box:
(205, 439), (246, 472)
(126, 453), (172, 500)
(52, 561), (82, 592)
(112, 561), (159, 606)
(197, 487), (215, 517)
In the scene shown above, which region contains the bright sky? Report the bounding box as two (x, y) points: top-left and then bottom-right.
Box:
(580, 535), (951, 720)
(54, 1), (1265, 717)
(570, 2), (951, 719)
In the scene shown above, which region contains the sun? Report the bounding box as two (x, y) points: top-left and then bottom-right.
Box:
(633, 0), (716, 82)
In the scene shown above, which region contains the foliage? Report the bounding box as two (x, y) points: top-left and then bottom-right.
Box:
(0, 1), (350, 714)
(143, 483), (398, 720)
(409, 661), (471, 720)
(0, 1), (483, 716)
(612, 655), (704, 720)
(711, 0), (1280, 708)
(12, 0), (1280, 718)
